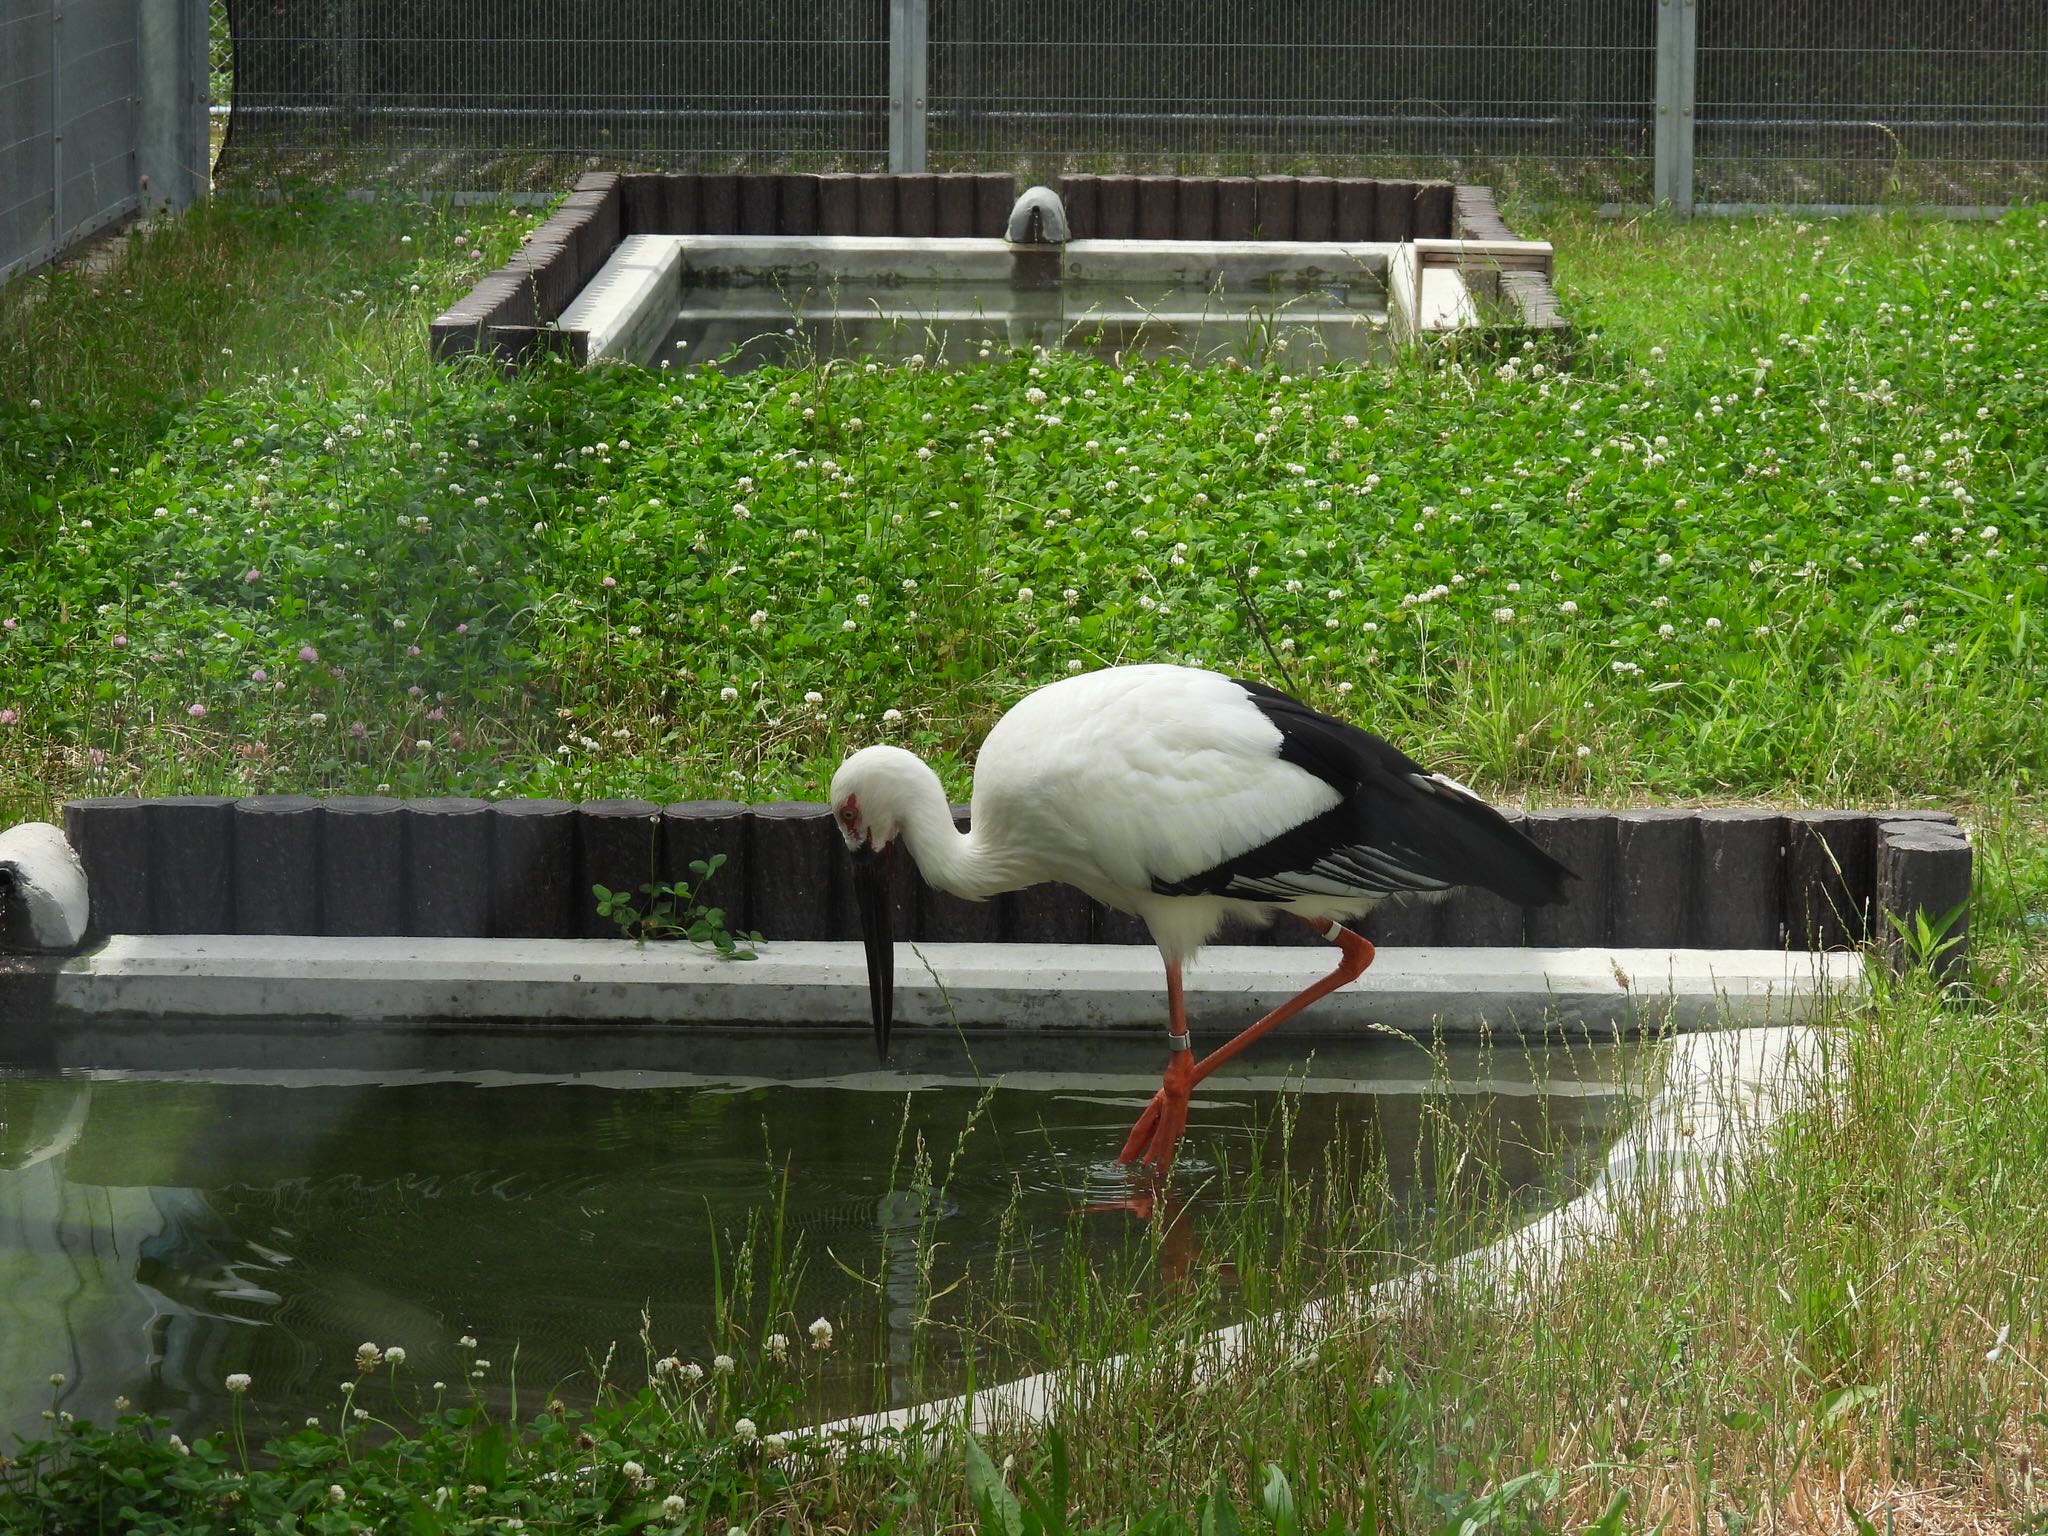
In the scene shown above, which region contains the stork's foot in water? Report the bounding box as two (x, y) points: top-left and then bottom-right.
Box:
(1117, 1047), (1195, 1178)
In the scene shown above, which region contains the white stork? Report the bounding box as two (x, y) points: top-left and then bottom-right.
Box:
(829, 663), (1573, 1185)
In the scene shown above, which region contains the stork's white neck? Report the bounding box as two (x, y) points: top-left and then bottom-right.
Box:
(860, 749), (1025, 902)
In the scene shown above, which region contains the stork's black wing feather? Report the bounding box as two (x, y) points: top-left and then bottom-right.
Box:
(1150, 679), (1575, 908)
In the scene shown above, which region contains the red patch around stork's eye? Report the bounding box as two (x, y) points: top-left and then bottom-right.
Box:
(838, 795), (859, 827)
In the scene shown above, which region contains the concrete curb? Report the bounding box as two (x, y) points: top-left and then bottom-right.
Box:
(799, 1023), (1839, 1443)
(34, 938), (1858, 1034)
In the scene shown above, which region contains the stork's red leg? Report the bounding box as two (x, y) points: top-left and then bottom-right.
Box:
(1117, 959), (1193, 1177)
(1116, 922), (1377, 1183)
(1190, 920), (1375, 1085)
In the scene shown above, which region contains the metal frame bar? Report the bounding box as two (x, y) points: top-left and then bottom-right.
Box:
(51, 1), (65, 251)
(1654, 0), (1698, 212)
(889, 0), (929, 172)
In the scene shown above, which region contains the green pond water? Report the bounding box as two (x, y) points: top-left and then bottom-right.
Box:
(0, 1033), (1647, 1445)
(662, 274), (1393, 372)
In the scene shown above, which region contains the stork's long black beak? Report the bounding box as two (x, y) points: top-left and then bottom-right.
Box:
(850, 840), (895, 1061)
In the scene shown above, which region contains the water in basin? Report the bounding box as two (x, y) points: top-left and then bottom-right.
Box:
(0, 1031), (1644, 1442)
(662, 273), (1393, 372)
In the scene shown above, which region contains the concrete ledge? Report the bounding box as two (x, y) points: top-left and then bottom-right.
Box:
(555, 233), (683, 364)
(35, 937), (1859, 1034)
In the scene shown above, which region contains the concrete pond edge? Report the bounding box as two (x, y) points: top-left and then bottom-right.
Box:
(4, 939), (1861, 1061)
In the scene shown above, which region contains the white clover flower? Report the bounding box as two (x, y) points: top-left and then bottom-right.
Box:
(1492, 607), (1515, 623)
(765, 1334), (790, 1363)
(765, 1433), (790, 1456)
(1067, 660), (1084, 673)
(48, 1373), (65, 1388)
(1577, 745), (1593, 759)
(356, 1342), (383, 1370)
(882, 708), (903, 724)
(841, 618), (857, 632)
(328, 1485), (347, 1505)
(1336, 682), (1354, 695)
(749, 610), (767, 629)
(804, 690), (824, 706)
(1559, 600), (1578, 616)
(170, 1435), (190, 1455)
(733, 1416), (758, 1444)
(1705, 617), (1722, 630)
(225, 1373), (252, 1394)
(664, 1495), (687, 1516)
(1659, 623), (1676, 638)
(720, 686), (740, 703)
(713, 1354), (735, 1375)
(683, 1362), (705, 1382)
(457, 1334), (478, 1349)
(622, 1459), (645, 1479)
(1017, 587), (1034, 602)
(1754, 624), (1773, 637)
(808, 1316), (834, 1350)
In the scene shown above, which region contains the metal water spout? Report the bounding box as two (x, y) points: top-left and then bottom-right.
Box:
(1005, 186), (1071, 245)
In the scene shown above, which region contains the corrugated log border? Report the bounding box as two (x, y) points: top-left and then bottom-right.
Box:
(58, 797), (1969, 974)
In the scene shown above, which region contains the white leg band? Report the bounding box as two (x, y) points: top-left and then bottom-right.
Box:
(1166, 1032), (1192, 1053)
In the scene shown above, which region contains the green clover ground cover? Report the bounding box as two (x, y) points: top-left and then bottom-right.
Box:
(2, 207), (2043, 825)
(4, 192), (2048, 1536)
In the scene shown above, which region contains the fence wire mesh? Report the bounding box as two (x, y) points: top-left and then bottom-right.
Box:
(928, 0), (1656, 201)
(111, 2), (2048, 209)
(1, 0), (142, 281)
(216, 0), (893, 186)
(1696, 0), (2048, 206)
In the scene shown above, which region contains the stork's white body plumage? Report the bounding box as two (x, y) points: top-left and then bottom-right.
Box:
(830, 662), (1574, 1189)
(943, 665), (1353, 959)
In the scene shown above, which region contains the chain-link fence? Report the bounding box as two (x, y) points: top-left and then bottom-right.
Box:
(182, 1), (2048, 210)
(1696, 0), (2048, 207)
(216, 0), (892, 188)
(929, 1), (1657, 202)
(2, 0), (212, 282)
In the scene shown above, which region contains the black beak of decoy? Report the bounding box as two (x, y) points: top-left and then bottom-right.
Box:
(850, 840), (895, 1061)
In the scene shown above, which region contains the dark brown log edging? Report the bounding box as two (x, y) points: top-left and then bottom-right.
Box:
(53, 797), (1969, 972)
(1453, 184), (1570, 334)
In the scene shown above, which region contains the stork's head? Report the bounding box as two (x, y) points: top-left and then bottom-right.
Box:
(829, 745), (924, 1062)
(828, 744), (918, 855)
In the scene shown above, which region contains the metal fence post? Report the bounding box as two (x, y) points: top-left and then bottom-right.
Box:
(889, 0), (929, 172)
(50, 2), (64, 252)
(1654, 0), (1698, 212)
(137, 0), (210, 212)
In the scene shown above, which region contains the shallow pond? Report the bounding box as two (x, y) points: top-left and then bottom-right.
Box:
(0, 1031), (1647, 1444)
(663, 274), (1393, 373)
